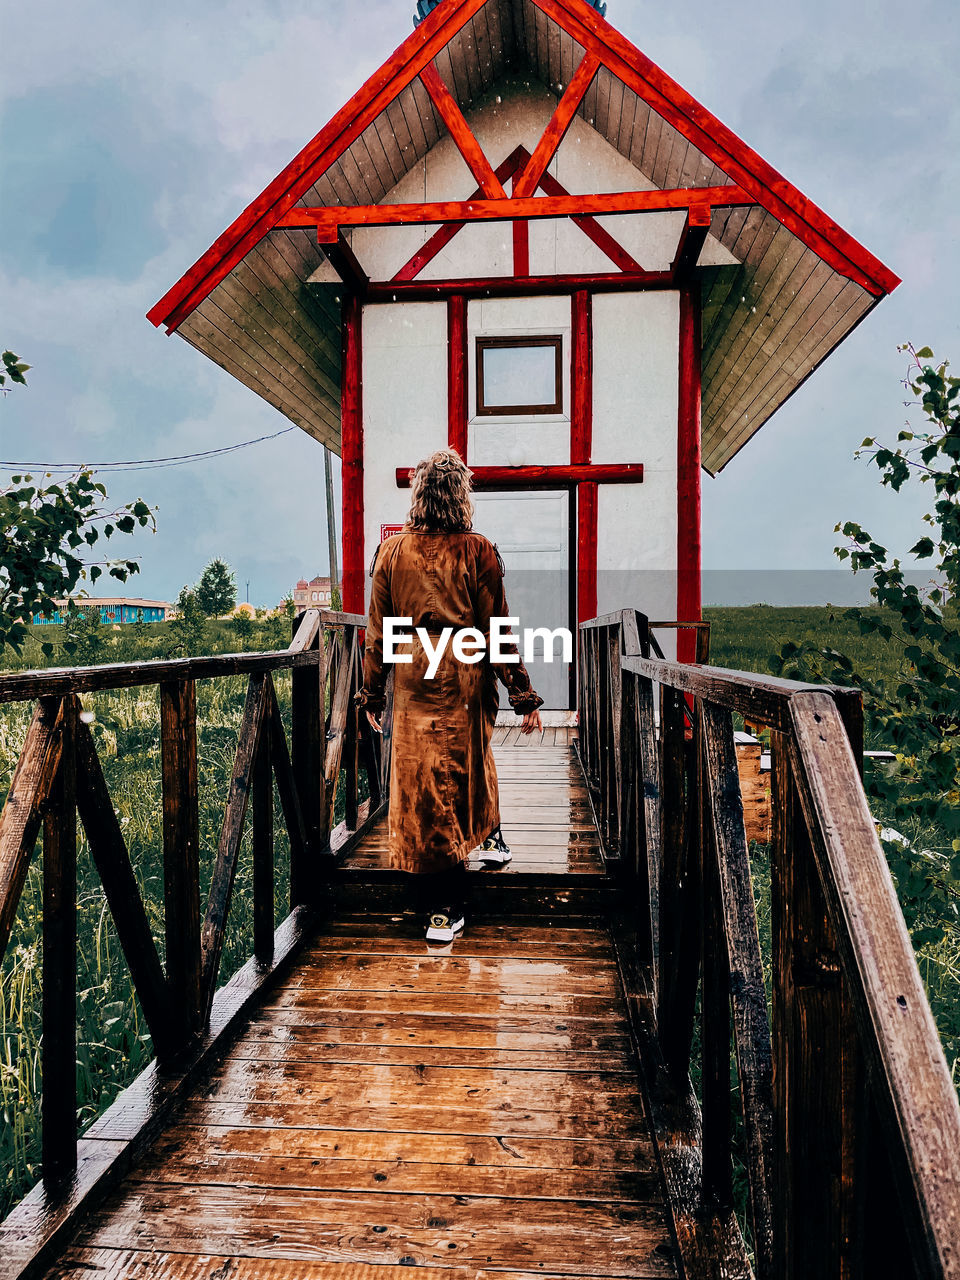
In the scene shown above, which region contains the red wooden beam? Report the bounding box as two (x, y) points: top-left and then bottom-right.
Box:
(447, 296), (468, 458)
(511, 174), (530, 277)
(396, 463), (643, 488)
(393, 142), (641, 279)
(671, 204), (712, 280)
(571, 289), (592, 467)
(149, 0), (491, 332)
(419, 64), (506, 199)
(319, 232), (369, 294)
(577, 482), (598, 627)
(341, 294), (364, 615)
(677, 283), (702, 662)
(392, 147), (526, 283)
(571, 290), (596, 624)
(368, 270), (674, 300)
(535, 166), (644, 273)
(515, 145), (643, 272)
(527, 0), (900, 297)
(514, 52), (601, 198)
(279, 185), (755, 234)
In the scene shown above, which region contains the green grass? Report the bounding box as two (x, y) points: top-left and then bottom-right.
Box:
(706, 603), (901, 711)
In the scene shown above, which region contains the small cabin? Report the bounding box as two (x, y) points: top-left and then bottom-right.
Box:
(149, 0), (898, 710)
(32, 598), (173, 626)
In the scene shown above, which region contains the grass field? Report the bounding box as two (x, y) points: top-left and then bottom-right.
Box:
(0, 607), (956, 1219)
(705, 603), (900, 724)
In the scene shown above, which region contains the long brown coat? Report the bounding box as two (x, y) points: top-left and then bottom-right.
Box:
(356, 530), (543, 874)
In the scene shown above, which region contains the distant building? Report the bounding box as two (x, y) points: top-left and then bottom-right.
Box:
(293, 576), (333, 610)
(32, 598), (173, 626)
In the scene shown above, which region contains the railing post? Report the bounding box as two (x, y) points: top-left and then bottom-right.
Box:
(252, 706), (274, 962)
(700, 700), (775, 1271)
(606, 623), (623, 856)
(317, 625), (356, 854)
(658, 685), (700, 1078)
(631, 674), (659, 969)
(695, 621), (711, 664)
(379, 667), (395, 797)
(160, 678), (202, 1046)
(618, 667), (640, 887)
(588, 629), (600, 783)
(834, 688), (864, 779)
(770, 728), (860, 1279)
(698, 709), (733, 1212)
(291, 612), (324, 901)
(42, 694), (77, 1180)
(578, 627), (588, 775)
(344, 631), (360, 832)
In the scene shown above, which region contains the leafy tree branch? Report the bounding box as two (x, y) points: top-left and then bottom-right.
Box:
(1, 350), (155, 657)
(777, 344), (960, 947)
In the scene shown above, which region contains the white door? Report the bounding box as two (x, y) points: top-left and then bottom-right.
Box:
(472, 490), (572, 710)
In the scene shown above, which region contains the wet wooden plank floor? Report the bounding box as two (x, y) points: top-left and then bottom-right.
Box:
(48, 918), (677, 1280)
(341, 731), (604, 876)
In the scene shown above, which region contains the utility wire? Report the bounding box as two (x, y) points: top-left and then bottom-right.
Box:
(0, 424), (299, 474)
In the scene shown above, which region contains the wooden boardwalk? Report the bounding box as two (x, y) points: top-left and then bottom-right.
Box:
(41, 735), (677, 1280)
(341, 730), (604, 877)
(5, 611), (957, 1279)
(50, 920), (674, 1280)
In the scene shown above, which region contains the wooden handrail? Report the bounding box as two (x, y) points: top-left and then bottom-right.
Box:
(0, 609), (368, 703)
(0, 609), (389, 1191)
(0, 647), (322, 701)
(621, 653), (863, 732)
(788, 692), (960, 1275)
(578, 608), (960, 1279)
(321, 607), (366, 627)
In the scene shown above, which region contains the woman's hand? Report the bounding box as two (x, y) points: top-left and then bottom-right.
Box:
(366, 710), (382, 733)
(520, 708), (542, 735)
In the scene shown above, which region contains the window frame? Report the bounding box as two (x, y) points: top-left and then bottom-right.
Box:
(475, 335), (564, 417)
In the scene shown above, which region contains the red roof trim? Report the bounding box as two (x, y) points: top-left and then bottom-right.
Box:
(149, 0), (899, 333)
(147, 0), (489, 333)
(530, 0), (900, 297)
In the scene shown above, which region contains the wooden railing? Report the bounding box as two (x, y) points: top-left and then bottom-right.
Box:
(579, 609), (960, 1280)
(0, 608), (385, 1185)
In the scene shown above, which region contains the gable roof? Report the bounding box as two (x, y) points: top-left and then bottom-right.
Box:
(149, 0), (899, 473)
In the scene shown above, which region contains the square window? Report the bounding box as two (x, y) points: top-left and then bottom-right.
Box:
(476, 336), (563, 416)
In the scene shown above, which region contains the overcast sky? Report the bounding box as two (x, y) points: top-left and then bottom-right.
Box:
(2, 0), (957, 607)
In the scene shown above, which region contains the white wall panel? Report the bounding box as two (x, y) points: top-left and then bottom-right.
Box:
(593, 291), (679, 626)
(466, 294), (571, 467)
(361, 301), (447, 604)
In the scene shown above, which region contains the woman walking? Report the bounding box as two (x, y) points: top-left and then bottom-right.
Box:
(355, 449), (543, 941)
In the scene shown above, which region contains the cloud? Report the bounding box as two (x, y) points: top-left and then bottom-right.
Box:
(209, 4), (413, 154)
(0, 247), (335, 607)
(1, 80), (216, 281)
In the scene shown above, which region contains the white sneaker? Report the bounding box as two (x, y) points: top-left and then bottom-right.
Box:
(478, 824), (512, 866)
(425, 906), (466, 943)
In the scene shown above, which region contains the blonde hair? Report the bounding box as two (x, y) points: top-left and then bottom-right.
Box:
(405, 447), (475, 532)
